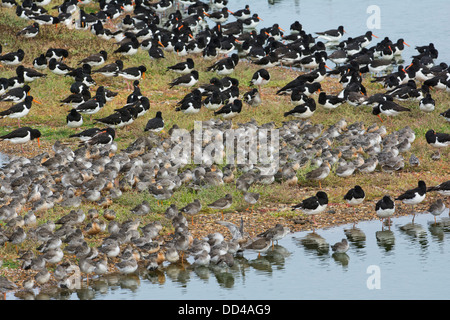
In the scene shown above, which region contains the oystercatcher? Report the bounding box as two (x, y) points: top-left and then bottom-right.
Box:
(214, 99), (242, 120)
(419, 93), (435, 112)
(48, 58), (74, 75)
(45, 48), (68, 62)
(33, 53), (47, 70)
(249, 68), (270, 94)
(427, 180), (450, 196)
(375, 195), (395, 228)
(75, 89), (107, 120)
(175, 93), (202, 114)
(318, 91), (345, 112)
(92, 59), (123, 77)
(0, 84), (31, 103)
(118, 65), (146, 90)
(0, 126), (41, 152)
(60, 86), (91, 107)
(242, 13), (262, 29)
(206, 53), (239, 75)
(440, 108), (450, 122)
(66, 108), (83, 128)
(16, 22), (40, 38)
(113, 36), (139, 56)
(32, 14), (59, 28)
(0, 95), (36, 127)
(232, 4), (250, 20)
(425, 129), (450, 156)
(81, 127), (115, 147)
(316, 25), (345, 42)
(203, 90), (224, 110)
(0, 48), (25, 66)
(15, 65), (47, 83)
(78, 50), (108, 67)
(168, 70), (199, 89)
(167, 58), (194, 74)
(95, 109), (133, 129)
(344, 185), (365, 225)
(144, 111), (164, 133)
(372, 100), (411, 123)
(395, 180), (427, 222)
(69, 127), (102, 142)
(291, 191), (328, 229)
(283, 98), (316, 119)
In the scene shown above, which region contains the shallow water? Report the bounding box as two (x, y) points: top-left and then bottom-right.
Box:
(228, 0), (450, 64)
(8, 212), (450, 300)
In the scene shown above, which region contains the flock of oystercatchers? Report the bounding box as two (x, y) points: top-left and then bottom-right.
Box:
(0, 0), (449, 296)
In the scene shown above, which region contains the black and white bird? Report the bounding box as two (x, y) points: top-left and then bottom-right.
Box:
(0, 95), (35, 127)
(167, 58), (194, 74)
(113, 36), (139, 56)
(0, 49), (25, 66)
(69, 127), (102, 142)
(427, 180), (450, 197)
(78, 50), (108, 67)
(0, 126), (41, 152)
(92, 59), (123, 77)
(344, 185), (365, 225)
(0, 84), (31, 103)
(318, 91), (345, 112)
(66, 108), (83, 129)
(118, 65), (146, 90)
(375, 195), (395, 227)
(168, 70), (199, 89)
(395, 180), (427, 222)
(16, 65), (47, 83)
(144, 111), (164, 133)
(206, 53), (239, 75)
(316, 25), (345, 42)
(425, 129), (450, 151)
(249, 68), (270, 93)
(16, 22), (40, 38)
(283, 98), (316, 119)
(94, 109), (133, 129)
(75, 89), (107, 119)
(419, 93), (435, 112)
(291, 191), (328, 228)
(372, 100), (411, 122)
(81, 127), (115, 147)
(48, 58), (74, 75)
(214, 99), (242, 119)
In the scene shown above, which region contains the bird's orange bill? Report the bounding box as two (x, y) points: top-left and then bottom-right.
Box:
(403, 41), (410, 47)
(278, 27), (285, 31)
(257, 16), (263, 20)
(158, 41), (165, 47)
(32, 98), (41, 104)
(325, 65), (332, 70)
(405, 62), (413, 70)
(372, 33), (378, 38)
(227, 10), (234, 14)
(37, 137), (41, 147)
(142, 72), (145, 79)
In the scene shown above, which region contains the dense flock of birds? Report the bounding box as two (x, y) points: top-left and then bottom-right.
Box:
(0, 0), (450, 298)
